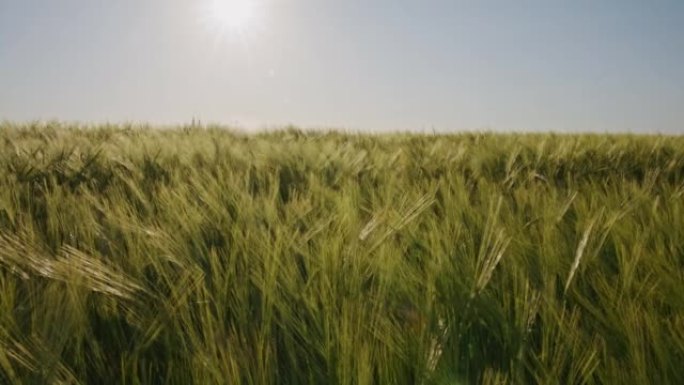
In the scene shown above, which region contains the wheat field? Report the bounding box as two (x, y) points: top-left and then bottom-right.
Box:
(0, 123), (683, 384)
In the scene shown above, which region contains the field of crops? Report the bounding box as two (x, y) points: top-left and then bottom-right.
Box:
(0, 123), (683, 384)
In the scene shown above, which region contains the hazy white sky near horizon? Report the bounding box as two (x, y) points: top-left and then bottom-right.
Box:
(1, 0), (683, 133)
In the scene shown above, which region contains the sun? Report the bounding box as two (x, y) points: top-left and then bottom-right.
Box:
(205, 0), (257, 34)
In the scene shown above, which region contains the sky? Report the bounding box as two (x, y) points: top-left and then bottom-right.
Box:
(1, 0), (683, 133)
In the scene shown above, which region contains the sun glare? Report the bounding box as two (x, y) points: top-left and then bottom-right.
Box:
(205, 0), (257, 34)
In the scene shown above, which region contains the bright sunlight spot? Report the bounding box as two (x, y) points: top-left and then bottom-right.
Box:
(204, 0), (258, 35)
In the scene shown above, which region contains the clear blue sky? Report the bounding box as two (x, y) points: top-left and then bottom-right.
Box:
(1, 0), (683, 132)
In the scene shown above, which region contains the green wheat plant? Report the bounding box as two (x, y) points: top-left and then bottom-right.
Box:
(0, 122), (683, 384)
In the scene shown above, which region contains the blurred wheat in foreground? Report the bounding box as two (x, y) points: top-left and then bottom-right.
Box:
(0, 122), (683, 384)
